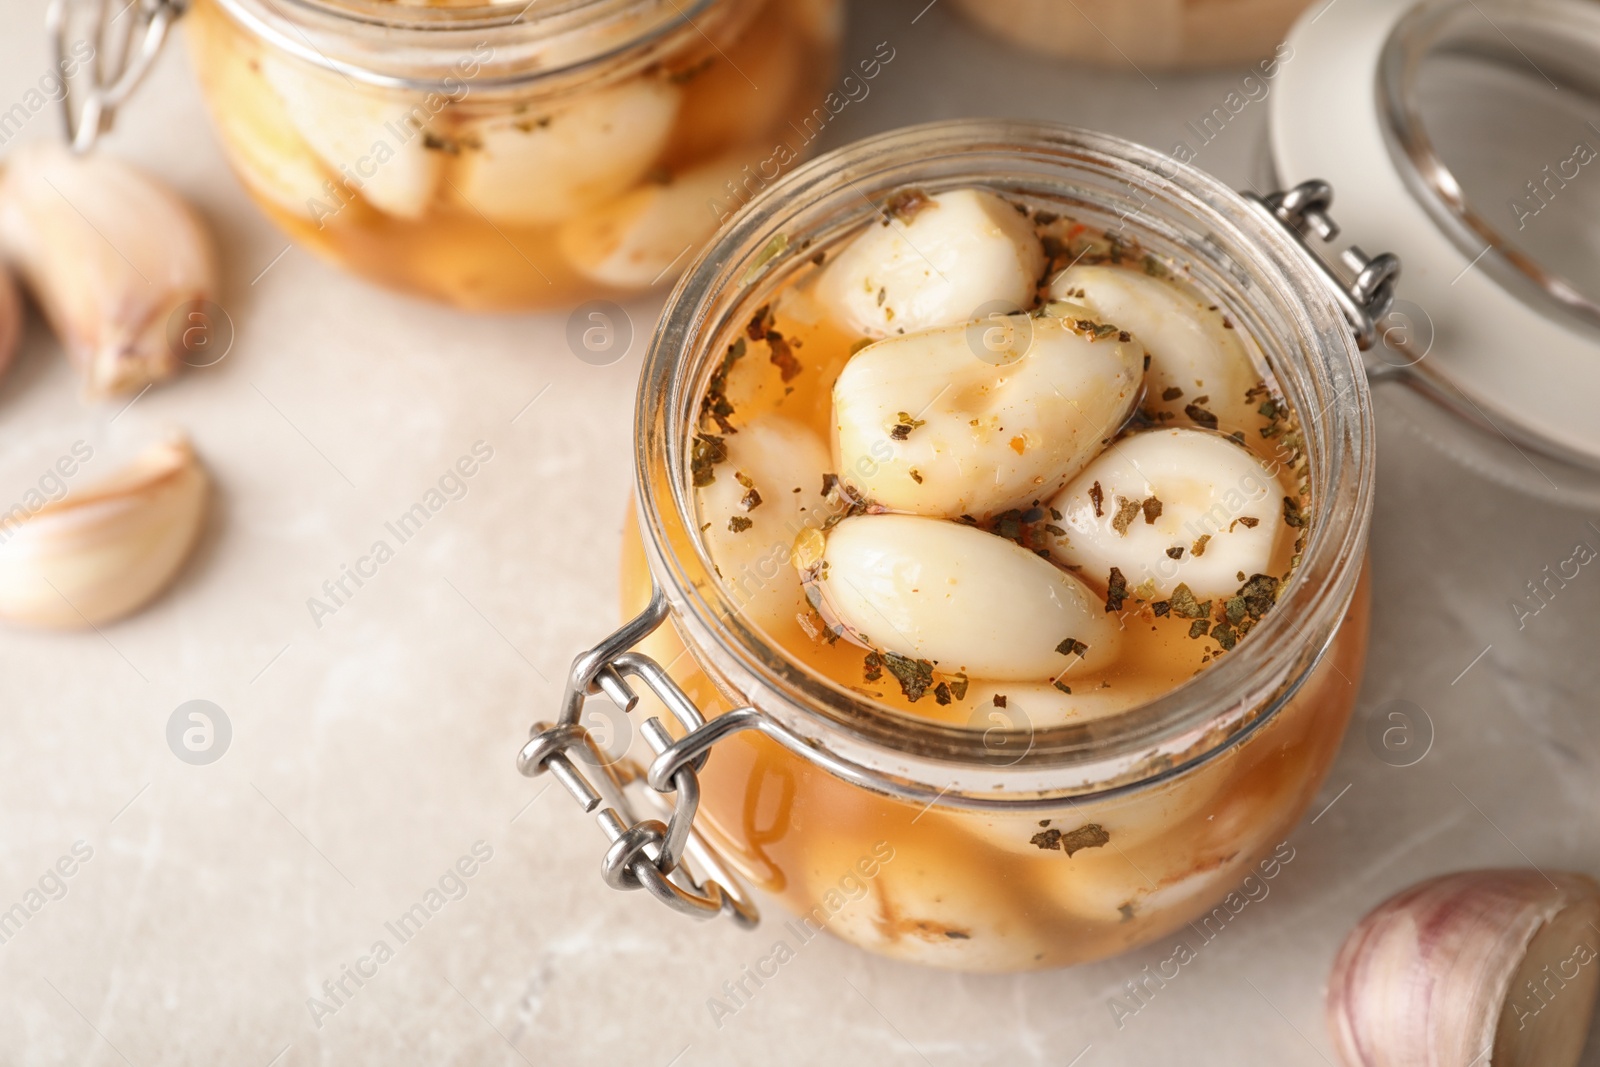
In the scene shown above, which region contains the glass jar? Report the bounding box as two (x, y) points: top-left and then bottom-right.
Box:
(950, 0), (1314, 70)
(183, 0), (841, 309)
(521, 120), (1386, 971)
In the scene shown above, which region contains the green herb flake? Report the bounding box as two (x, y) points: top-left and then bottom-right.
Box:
(690, 433), (728, 487)
(1167, 583), (1211, 620)
(1184, 402), (1219, 430)
(1192, 534), (1211, 557)
(1212, 623), (1239, 651)
(727, 516), (752, 533)
(1189, 619), (1212, 639)
(1056, 638), (1089, 658)
(1142, 497), (1164, 524)
(768, 331), (802, 382)
(863, 650), (884, 683)
(1283, 496), (1309, 528)
(1166, 547), (1184, 560)
(1105, 567), (1129, 612)
(1030, 828), (1063, 851)
(1089, 481), (1105, 517)
(1052, 680), (1072, 694)
(1061, 824), (1111, 857)
(882, 652), (935, 702)
(1111, 496), (1142, 536)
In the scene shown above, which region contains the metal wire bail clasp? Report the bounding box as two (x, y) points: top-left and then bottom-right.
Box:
(47, 0), (187, 154)
(1248, 179), (1401, 351)
(517, 586), (761, 928)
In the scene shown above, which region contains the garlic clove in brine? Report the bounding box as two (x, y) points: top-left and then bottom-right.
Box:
(1327, 868), (1600, 1067)
(0, 262), (20, 384)
(448, 77), (681, 227)
(815, 188), (1046, 338)
(806, 513), (1121, 682)
(0, 142), (218, 398)
(1048, 264), (1266, 435)
(0, 436), (208, 628)
(832, 315), (1144, 519)
(1048, 428), (1289, 601)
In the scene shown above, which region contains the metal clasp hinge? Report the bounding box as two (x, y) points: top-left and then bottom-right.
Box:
(1248, 179), (1401, 351)
(47, 0), (187, 154)
(516, 587), (761, 928)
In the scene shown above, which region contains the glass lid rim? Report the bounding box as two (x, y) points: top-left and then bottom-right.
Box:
(632, 119), (1376, 799)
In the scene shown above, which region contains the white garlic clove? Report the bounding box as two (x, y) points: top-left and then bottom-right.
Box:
(0, 437), (208, 628)
(262, 57), (443, 220)
(963, 676), (1164, 729)
(667, 14), (800, 167)
(815, 188), (1046, 338)
(1048, 264), (1264, 433)
(448, 78), (681, 227)
(1048, 428), (1287, 601)
(1327, 868), (1600, 1067)
(0, 262), (20, 384)
(190, 22), (331, 221)
(832, 316), (1144, 518)
(698, 416), (832, 631)
(559, 153), (747, 290)
(0, 143), (217, 398)
(809, 513), (1121, 681)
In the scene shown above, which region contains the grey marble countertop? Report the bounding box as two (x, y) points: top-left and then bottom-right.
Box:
(3, 0), (1598, 1063)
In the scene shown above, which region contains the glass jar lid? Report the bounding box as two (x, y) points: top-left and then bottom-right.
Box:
(1272, 0), (1600, 473)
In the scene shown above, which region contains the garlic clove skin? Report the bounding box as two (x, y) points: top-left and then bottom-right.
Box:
(697, 415), (832, 631)
(559, 153), (747, 290)
(0, 262), (20, 384)
(832, 316), (1144, 518)
(0, 143), (218, 398)
(262, 58), (443, 220)
(1048, 264), (1264, 434)
(0, 437), (208, 628)
(448, 78), (681, 227)
(1048, 428), (1287, 601)
(810, 513), (1121, 681)
(1327, 868), (1600, 1067)
(815, 188), (1046, 338)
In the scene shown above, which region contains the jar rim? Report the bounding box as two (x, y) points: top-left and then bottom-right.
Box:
(208, 0), (723, 90)
(634, 119), (1376, 805)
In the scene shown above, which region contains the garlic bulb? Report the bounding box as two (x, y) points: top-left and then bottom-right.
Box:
(0, 263), (19, 383)
(807, 513), (1121, 680)
(0, 437), (208, 628)
(816, 188), (1046, 338)
(1048, 265), (1265, 434)
(449, 78), (681, 226)
(0, 143), (218, 398)
(832, 316), (1144, 518)
(1048, 428), (1287, 600)
(560, 153), (747, 290)
(1327, 868), (1600, 1067)
(696, 415), (831, 630)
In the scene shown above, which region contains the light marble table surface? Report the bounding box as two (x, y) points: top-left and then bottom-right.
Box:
(3, 0), (1599, 1063)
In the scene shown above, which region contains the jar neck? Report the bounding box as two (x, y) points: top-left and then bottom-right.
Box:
(636, 120), (1376, 804)
(209, 0), (729, 92)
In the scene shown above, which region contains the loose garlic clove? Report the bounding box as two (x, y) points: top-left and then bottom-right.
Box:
(262, 58), (443, 220)
(1048, 265), (1265, 434)
(815, 188), (1046, 338)
(1328, 869), (1600, 1067)
(1049, 428), (1287, 601)
(698, 416), (832, 631)
(833, 316), (1144, 518)
(0, 263), (20, 383)
(559, 154), (746, 290)
(0, 143), (217, 398)
(0, 437), (208, 628)
(810, 514), (1121, 681)
(448, 78), (681, 227)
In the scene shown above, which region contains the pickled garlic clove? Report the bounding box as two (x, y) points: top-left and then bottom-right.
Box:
(559, 154), (748, 290)
(698, 416), (831, 631)
(811, 514), (1121, 681)
(1048, 428), (1286, 601)
(963, 676), (1164, 729)
(262, 58), (443, 220)
(832, 316), (1144, 518)
(189, 23), (330, 221)
(665, 13), (800, 167)
(1327, 870), (1600, 1067)
(815, 188), (1046, 338)
(1048, 264), (1264, 434)
(0, 437), (208, 628)
(0, 143), (217, 398)
(447, 78), (681, 227)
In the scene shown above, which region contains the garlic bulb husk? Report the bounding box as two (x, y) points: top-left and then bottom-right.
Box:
(0, 437), (208, 628)
(807, 513), (1121, 680)
(0, 143), (218, 398)
(1327, 868), (1600, 1067)
(832, 316), (1144, 518)
(0, 262), (20, 383)
(815, 188), (1046, 338)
